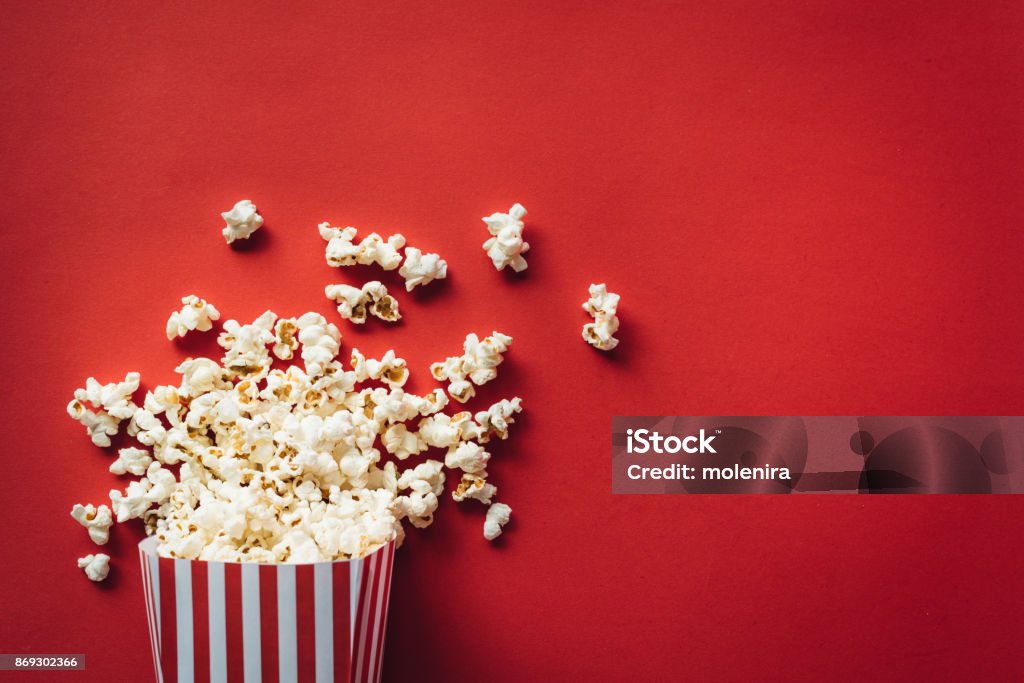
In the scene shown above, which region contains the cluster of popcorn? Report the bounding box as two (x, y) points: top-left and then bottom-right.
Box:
(325, 281), (401, 324)
(582, 283), (621, 351)
(430, 332), (513, 403)
(69, 300), (519, 578)
(482, 203), (530, 272)
(319, 224), (447, 292)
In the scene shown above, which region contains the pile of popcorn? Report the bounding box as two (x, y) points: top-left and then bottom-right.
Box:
(68, 200), (619, 580)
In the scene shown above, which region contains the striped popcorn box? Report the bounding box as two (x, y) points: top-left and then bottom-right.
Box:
(138, 536), (397, 683)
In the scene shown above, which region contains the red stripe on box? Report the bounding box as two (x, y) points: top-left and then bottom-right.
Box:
(224, 562), (244, 683)
(191, 561), (210, 683)
(295, 564), (316, 682)
(333, 558), (350, 681)
(158, 557), (177, 683)
(259, 564), (279, 682)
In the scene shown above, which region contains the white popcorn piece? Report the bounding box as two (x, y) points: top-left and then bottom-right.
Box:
(66, 399), (120, 447)
(582, 283), (620, 351)
(221, 199), (264, 244)
(295, 313), (341, 378)
(78, 553), (111, 582)
(272, 318), (300, 360)
(393, 460), (445, 529)
(218, 311), (277, 378)
(445, 441), (491, 475)
(71, 503), (113, 545)
(482, 203), (529, 272)
(325, 281), (401, 325)
(466, 397), (523, 443)
(382, 424), (427, 460)
(166, 295), (221, 340)
(430, 331), (512, 403)
(483, 502), (512, 541)
(452, 474), (497, 504)
(110, 446), (153, 476)
(110, 479), (153, 522)
(398, 247), (447, 291)
(318, 223), (406, 270)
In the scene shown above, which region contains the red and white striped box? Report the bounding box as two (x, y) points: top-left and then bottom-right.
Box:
(138, 536), (396, 683)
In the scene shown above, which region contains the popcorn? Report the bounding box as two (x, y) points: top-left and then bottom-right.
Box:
(482, 203), (529, 272)
(467, 397), (523, 443)
(70, 504), (113, 545)
(272, 318), (300, 360)
(295, 313), (341, 377)
(483, 502), (511, 541)
(351, 348), (408, 389)
(218, 311), (277, 378)
(74, 373), (140, 421)
(318, 224), (405, 270)
(382, 424), (427, 460)
(110, 479), (153, 522)
(393, 460), (445, 529)
(430, 332), (512, 403)
(582, 283), (620, 351)
(325, 282), (401, 324)
(77, 553), (111, 582)
(221, 199), (264, 244)
(445, 441), (490, 475)
(452, 474), (497, 504)
(398, 247), (447, 291)
(110, 446), (153, 476)
(69, 204), (533, 570)
(166, 295), (221, 340)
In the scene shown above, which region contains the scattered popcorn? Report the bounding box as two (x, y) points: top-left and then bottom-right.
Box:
(582, 283), (620, 351)
(482, 203), (529, 272)
(467, 397), (523, 443)
(70, 504), (113, 545)
(218, 311), (277, 379)
(78, 553), (111, 582)
(452, 474), (497, 504)
(272, 318), (300, 360)
(221, 199), (264, 244)
(483, 502), (512, 541)
(399, 247), (447, 291)
(430, 332), (512, 402)
(319, 224), (405, 270)
(166, 295), (221, 340)
(393, 460), (445, 529)
(325, 282), (401, 324)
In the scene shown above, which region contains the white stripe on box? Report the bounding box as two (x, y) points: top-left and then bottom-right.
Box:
(276, 565), (298, 683)
(174, 559), (194, 683)
(241, 563), (262, 683)
(349, 557), (363, 652)
(313, 563), (333, 683)
(368, 551), (384, 683)
(150, 553), (162, 643)
(207, 563), (227, 683)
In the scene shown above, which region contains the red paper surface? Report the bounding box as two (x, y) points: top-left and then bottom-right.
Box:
(2, 1), (1023, 680)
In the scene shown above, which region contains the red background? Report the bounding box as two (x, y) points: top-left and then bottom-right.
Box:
(2, 1), (1023, 680)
